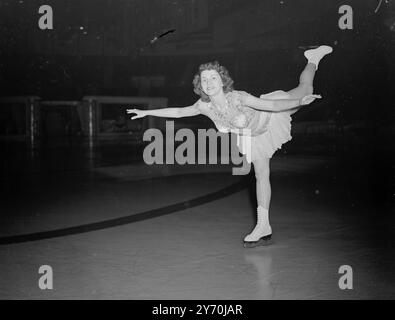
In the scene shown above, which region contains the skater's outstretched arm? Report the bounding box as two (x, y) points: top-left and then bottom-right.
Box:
(242, 94), (321, 112)
(127, 102), (201, 119)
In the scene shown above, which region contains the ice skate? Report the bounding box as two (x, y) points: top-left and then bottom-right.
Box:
(243, 206), (273, 248)
(304, 45), (333, 70)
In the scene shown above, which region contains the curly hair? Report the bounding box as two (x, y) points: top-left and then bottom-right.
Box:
(192, 61), (234, 102)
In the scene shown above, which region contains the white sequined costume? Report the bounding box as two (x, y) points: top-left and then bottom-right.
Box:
(196, 90), (293, 162)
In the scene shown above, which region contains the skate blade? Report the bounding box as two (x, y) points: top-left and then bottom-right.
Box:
(243, 235), (273, 248)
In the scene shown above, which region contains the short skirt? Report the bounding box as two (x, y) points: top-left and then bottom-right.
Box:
(236, 90), (293, 162)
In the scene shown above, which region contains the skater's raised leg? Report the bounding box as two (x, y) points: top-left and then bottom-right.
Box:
(286, 45), (333, 114)
(286, 63), (315, 100)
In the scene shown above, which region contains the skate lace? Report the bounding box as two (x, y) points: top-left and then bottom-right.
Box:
(249, 215), (271, 236)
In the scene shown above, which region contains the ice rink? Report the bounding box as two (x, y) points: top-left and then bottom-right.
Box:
(1, 142), (393, 299)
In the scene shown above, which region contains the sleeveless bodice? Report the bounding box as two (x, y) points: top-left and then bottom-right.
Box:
(196, 90), (271, 136)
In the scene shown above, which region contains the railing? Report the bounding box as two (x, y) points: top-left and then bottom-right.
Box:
(0, 95), (168, 147)
(0, 96), (40, 147)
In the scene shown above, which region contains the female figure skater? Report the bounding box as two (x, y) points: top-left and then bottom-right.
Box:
(127, 45), (333, 248)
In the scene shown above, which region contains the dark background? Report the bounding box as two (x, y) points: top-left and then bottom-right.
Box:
(0, 0), (394, 211)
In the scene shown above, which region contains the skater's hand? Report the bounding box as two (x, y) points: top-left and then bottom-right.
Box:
(126, 108), (147, 120)
(300, 94), (322, 106)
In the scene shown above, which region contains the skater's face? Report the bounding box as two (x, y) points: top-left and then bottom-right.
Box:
(200, 70), (224, 97)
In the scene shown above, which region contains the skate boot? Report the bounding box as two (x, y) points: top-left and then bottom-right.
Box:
(304, 45), (333, 70)
(243, 206), (273, 248)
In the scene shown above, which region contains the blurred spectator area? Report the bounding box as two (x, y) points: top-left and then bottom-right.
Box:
(0, 96), (170, 141)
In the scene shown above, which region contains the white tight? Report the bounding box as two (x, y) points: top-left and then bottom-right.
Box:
(252, 62), (316, 209)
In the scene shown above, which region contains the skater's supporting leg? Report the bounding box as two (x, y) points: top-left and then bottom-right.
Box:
(254, 158), (271, 209)
(244, 158), (273, 247)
